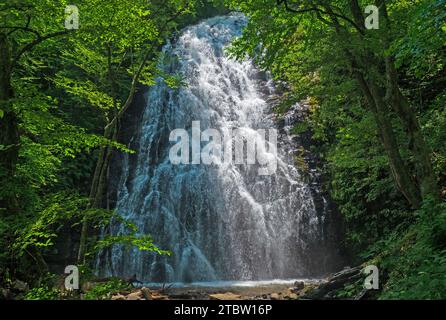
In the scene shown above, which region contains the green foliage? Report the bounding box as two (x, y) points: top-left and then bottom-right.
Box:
(93, 235), (171, 257)
(323, 106), (410, 252)
(422, 92), (446, 180)
(23, 272), (61, 300)
(83, 278), (131, 300)
(13, 191), (169, 262)
(24, 286), (60, 300)
(14, 192), (87, 255)
(334, 201), (446, 300)
(390, 0), (446, 79)
(291, 122), (309, 135)
(335, 280), (363, 299)
(364, 200), (446, 299)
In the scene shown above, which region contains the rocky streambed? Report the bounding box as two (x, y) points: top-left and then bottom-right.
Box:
(108, 266), (368, 300)
(108, 280), (320, 300)
(1, 266), (367, 300)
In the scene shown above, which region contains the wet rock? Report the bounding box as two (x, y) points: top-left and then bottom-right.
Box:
(289, 282), (306, 294)
(330, 266), (362, 280)
(151, 292), (169, 300)
(284, 292), (299, 300)
(299, 284), (317, 296)
(126, 290), (143, 300)
(302, 266), (363, 299)
(120, 290), (132, 296)
(293, 281), (305, 291)
(111, 294), (126, 300)
(209, 292), (242, 300)
(270, 293), (281, 300)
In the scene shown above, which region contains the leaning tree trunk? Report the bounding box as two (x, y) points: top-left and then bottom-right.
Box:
(77, 122), (117, 264)
(384, 58), (439, 200)
(354, 71), (422, 208)
(379, 0), (439, 201)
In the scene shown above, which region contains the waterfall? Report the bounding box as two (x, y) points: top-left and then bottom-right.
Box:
(100, 15), (341, 283)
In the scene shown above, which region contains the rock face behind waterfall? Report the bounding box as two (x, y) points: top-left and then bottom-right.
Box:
(98, 15), (344, 282)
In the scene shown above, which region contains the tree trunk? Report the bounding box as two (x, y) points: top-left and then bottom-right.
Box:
(354, 72), (422, 208)
(77, 123), (117, 264)
(379, 1), (439, 201)
(384, 57), (439, 200)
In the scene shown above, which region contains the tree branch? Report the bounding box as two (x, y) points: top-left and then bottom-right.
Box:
(12, 29), (76, 67)
(276, 0), (364, 35)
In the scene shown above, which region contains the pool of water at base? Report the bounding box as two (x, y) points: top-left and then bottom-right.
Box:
(140, 279), (323, 289)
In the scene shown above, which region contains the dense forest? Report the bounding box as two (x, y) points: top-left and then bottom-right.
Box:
(0, 0), (445, 300)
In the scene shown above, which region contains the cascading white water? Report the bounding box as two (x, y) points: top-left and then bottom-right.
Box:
(100, 15), (340, 282)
